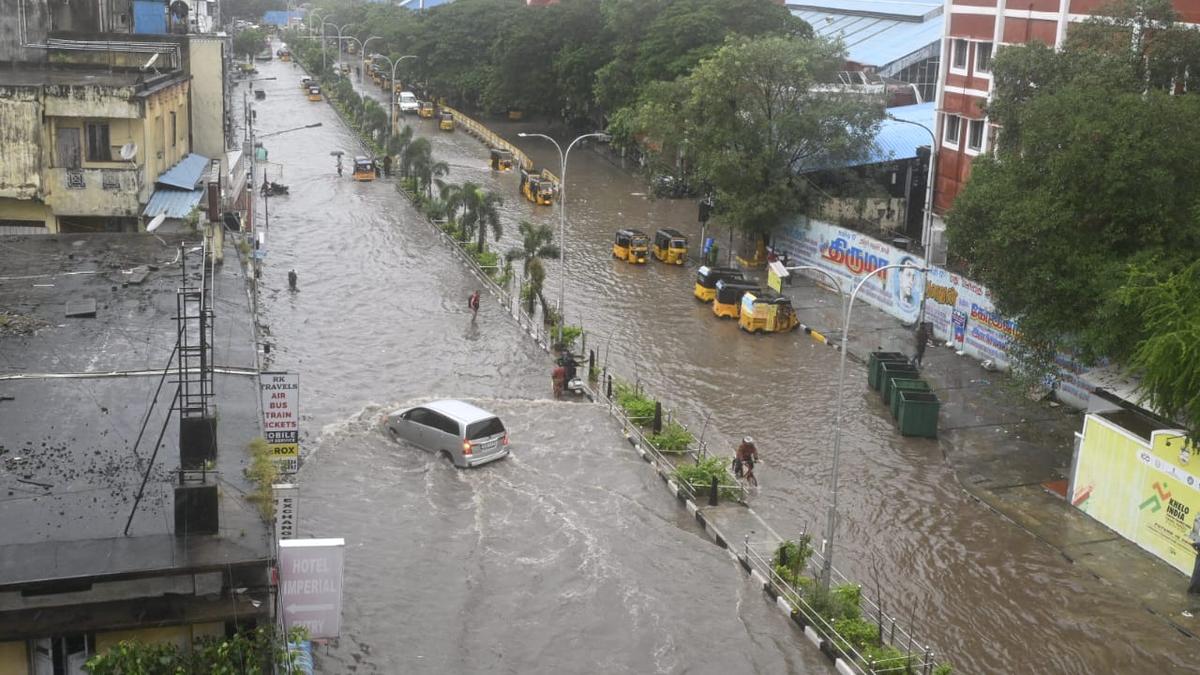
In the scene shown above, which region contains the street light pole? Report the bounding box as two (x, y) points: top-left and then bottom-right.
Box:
(360, 36), (382, 80)
(376, 54), (416, 139)
(518, 132), (610, 345)
(318, 18), (336, 72)
(817, 262), (929, 593)
(886, 113), (938, 326)
(307, 9), (326, 36)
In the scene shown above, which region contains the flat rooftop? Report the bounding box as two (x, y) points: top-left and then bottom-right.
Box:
(0, 66), (185, 92)
(0, 234), (269, 587)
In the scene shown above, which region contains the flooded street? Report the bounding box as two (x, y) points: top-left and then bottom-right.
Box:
(249, 49), (1200, 673)
(242, 57), (831, 674)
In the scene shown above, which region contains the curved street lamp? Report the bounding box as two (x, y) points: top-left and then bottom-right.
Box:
(342, 35), (380, 81)
(317, 17), (337, 71)
(375, 54), (417, 138)
(811, 261), (930, 593)
(517, 132), (612, 345)
(307, 9), (327, 35)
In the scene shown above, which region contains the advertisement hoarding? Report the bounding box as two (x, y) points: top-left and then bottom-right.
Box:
(279, 538), (345, 639)
(260, 372), (300, 473)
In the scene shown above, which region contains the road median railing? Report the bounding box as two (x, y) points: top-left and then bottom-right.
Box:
(743, 539), (947, 675)
(438, 104), (559, 183)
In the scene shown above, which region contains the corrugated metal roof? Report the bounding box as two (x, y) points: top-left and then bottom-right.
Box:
(791, 3), (943, 72)
(143, 187), (204, 219)
(155, 153), (210, 191)
(796, 102), (935, 173)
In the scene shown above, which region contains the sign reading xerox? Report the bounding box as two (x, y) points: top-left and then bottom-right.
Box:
(260, 371), (300, 473)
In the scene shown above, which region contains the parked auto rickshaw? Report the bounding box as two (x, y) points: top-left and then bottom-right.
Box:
(652, 228), (688, 265)
(612, 229), (650, 264)
(438, 111), (455, 131)
(519, 168), (557, 206)
(712, 279), (761, 319)
(307, 85), (322, 102)
(347, 42), (358, 55)
(300, 76), (311, 90)
(693, 266), (744, 302)
(737, 290), (799, 334)
(279, 50), (291, 62)
(352, 156), (376, 182)
(489, 148), (514, 171)
(418, 101), (435, 118)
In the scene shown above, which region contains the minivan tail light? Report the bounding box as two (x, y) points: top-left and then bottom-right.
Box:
(462, 441), (473, 456)
(501, 434), (509, 446)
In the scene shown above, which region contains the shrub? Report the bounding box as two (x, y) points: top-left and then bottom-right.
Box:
(673, 456), (739, 500)
(552, 323), (583, 351)
(773, 536), (814, 576)
(647, 421), (693, 453)
(613, 380), (656, 423)
(473, 249), (499, 276)
(245, 437), (279, 521)
(832, 616), (879, 654)
(859, 644), (915, 674)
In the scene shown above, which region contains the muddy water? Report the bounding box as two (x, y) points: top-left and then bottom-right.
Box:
(339, 73), (1200, 672)
(245, 56), (832, 673)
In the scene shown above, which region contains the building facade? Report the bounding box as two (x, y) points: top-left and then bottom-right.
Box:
(928, 0), (1200, 255)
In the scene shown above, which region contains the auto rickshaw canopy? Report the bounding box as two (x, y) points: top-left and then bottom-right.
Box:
(696, 266), (744, 289)
(353, 156), (374, 171)
(615, 229), (649, 246)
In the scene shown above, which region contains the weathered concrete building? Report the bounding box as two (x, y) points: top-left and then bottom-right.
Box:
(0, 67), (193, 233)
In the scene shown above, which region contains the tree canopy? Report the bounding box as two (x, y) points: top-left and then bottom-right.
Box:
(612, 35), (882, 235)
(945, 0), (1200, 433)
(232, 27), (268, 60)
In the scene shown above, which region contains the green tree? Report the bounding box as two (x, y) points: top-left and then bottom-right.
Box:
(233, 28), (268, 61)
(85, 627), (305, 674)
(618, 35), (881, 237)
(506, 220), (560, 292)
(945, 0), (1200, 433)
(447, 182), (504, 252)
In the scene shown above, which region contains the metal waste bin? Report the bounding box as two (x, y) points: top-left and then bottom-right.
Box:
(898, 391), (940, 438)
(889, 379), (932, 419)
(869, 351), (909, 391)
(880, 361), (920, 401)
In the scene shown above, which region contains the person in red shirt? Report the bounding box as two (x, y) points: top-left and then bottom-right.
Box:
(551, 365), (566, 399)
(468, 290), (481, 317)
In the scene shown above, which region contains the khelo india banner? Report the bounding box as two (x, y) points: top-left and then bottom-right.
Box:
(1072, 418), (1200, 574)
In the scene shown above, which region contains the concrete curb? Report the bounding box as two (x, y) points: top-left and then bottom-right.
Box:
(622, 432), (871, 674)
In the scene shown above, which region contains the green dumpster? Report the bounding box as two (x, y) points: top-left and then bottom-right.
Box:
(879, 361), (919, 402)
(889, 378), (932, 419)
(868, 351), (909, 391)
(898, 391), (940, 438)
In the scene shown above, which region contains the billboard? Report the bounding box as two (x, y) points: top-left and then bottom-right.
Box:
(280, 539), (345, 639)
(1071, 418), (1198, 574)
(260, 372), (300, 473)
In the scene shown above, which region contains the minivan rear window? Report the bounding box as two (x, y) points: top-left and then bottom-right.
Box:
(466, 417), (505, 440)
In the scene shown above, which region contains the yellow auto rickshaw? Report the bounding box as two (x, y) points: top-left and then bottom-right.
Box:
(693, 266), (744, 302)
(438, 111), (455, 131)
(612, 229), (649, 264)
(520, 168), (556, 206)
(737, 290), (799, 334)
(418, 101), (435, 118)
(352, 156), (377, 182)
(652, 228), (688, 265)
(490, 148), (514, 171)
(307, 85), (322, 102)
(712, 279), (760, 319)
(279, 50), (291, 62)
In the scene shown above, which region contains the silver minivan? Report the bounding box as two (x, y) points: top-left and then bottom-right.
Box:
(386, 399), (509, 468)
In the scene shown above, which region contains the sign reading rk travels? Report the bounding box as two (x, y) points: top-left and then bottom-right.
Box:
(260, 372), (300, 472)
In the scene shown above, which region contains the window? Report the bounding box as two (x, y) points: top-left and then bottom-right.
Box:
(56, 127), (82, 168)
(467, 417), (506, 440)
(967, 119), (986, 152)
(975, 42), (993, 74)
(428, 412), (460, 436)
(943, 115), (961, 146)
(952, 39), (968, 70)
(170, 111), (177, 147)
(85, 122), (111, 162)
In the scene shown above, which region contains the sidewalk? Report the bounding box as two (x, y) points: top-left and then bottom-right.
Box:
(773, 273), (1200, 637)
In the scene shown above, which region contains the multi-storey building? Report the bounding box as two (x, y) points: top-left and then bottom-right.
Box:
(928, 0), (1200, 259)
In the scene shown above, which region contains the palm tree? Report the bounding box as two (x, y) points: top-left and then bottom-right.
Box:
(389, 125), (414, 176)
(506, 220), (559, 280)
(448, 182), (504, 253)
(399, 136), (430, 184)
(406, 139), (449, 199)
(524, 257), (549, 316)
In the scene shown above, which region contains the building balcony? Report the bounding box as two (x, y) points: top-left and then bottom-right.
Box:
(45, 166), (143, 217)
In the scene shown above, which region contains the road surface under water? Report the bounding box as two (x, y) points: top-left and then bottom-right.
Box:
(335, 63), (1200, 673)
(245, 56), (832, 674)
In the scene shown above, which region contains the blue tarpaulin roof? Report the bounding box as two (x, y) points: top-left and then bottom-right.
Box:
(796, 102), (935, 173)
(143, 187), (204, 219)
(262, 10), (305, 26)
(155, 153), (209, 191)
(791, 1), (943, 75)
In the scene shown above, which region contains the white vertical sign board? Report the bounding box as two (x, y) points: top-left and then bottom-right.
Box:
(259, 372), (300, 473)
(279, 538), (345, 639)
(272, 483), (298, 540)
